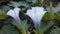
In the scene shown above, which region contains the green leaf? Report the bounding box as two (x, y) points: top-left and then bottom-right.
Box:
(0, 10), (7, 20)
(40, 21), (54, 34)
(11, 20), (29, 34)
(20, 20), (30, 31)
(8, 1), (30, 8)
(35, 2), (43, 6)
(1, 5), (12, 12)
(54, 12), (60, 20)
(43, 12), (55, 21)
(0, 25), (19, 34)
(0, 14), (7, 20)
(11, 20), (29, 31)
(0, 0), (10, 3)
(50, 28), (60, 34)
(26, 0), (38, 3)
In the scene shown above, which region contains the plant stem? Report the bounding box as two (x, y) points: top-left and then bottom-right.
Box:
(50, 1), (52, 16)
(41, 0), (43, 6)
(35, 28), (42, 34)
(50, 1), (53, 20)
(18, 24), (26, 34)
(27, 31), (30, 34)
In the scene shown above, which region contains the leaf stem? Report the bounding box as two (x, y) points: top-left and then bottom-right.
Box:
(35, 28), (42, 34)
(50, 1), (53, 21)
(18, 24), (26, 34)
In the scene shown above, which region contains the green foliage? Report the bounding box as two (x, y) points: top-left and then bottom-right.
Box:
(11, 20), (29, 31)
(54, 12), (60, 20)
(26, 0), (38, 3)
(0, 6), (12, 12)
(34, 21), (54, 34)
(50, 28), (60, 34)
(43, 12), (55, 22)
(0, 10), (7, 20)
(11, 20), (30, 34)
(39, 21), (55, 34)
(0, 14), (7, 20)
(0, 25), (19, 34)
(34, 1), (48, 6)
(20, 20), (30, 31)
(8, 1), (30, 8)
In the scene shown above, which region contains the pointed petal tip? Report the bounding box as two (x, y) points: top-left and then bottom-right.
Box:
(7, 10), (13, 15)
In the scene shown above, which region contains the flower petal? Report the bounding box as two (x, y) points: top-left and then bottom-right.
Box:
(7, 7), (20, 23)
(26, 7), (47, 28)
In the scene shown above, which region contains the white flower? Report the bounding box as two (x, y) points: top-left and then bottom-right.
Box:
(26, 7), (47, 28)
(7, 7), (20, 23)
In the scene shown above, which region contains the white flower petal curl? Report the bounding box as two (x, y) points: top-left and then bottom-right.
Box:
(26, 7), (47, 28)
(7, 7), (20, 23)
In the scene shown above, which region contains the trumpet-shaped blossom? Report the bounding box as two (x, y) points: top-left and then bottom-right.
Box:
(7, 7), (20, 23)
(26, 7), (47, 28)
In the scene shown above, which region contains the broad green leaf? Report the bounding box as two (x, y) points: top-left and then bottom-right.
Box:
(0, 25), (19, 34)
(50, 28), (60, 34)
(20, 20), (30, 31)
(40, 21), (54, 34)
(8, 1), (30, 8)
(11, 20), (29, 34)
(11, 20), (29, 31)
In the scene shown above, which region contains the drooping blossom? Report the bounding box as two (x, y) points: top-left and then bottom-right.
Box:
(7, 7), (20, 23)
(26, 7), (47, 28)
